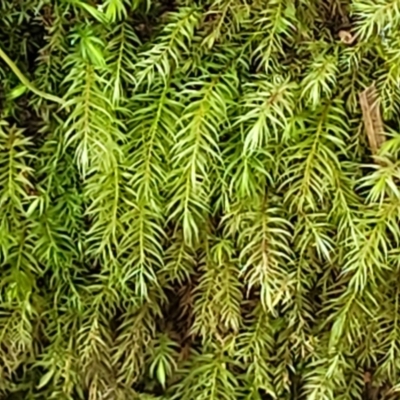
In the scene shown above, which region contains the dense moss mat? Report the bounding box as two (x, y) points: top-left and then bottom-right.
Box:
(0, 0), (400, 399)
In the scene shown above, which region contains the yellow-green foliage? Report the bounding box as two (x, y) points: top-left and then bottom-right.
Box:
(1, 0), (400, 399)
